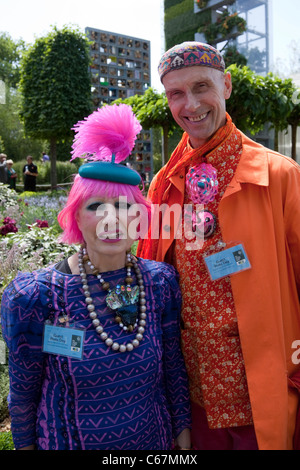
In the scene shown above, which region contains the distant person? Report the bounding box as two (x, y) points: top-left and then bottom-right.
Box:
(42, 152), (50, 163)
(23, 155), (38, 192)
(0, 153), (7, 184)
(6, 160), (17, 190)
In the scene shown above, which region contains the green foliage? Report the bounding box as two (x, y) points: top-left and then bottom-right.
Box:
(113, 87), (180, 164)
(0, 32), (26, 88)
(0, 365), (9, 423)
(0, 187), (70, 237)
(0, 192), (77, 301)
(0, 183), (19, 208)
(165, 0), (183, 9)
(0, 136), (5, 153)
(19, 25), (92, 141)
(227, 65), (295, 135)
(114, 87), (178, 134)
(0, 87), (45, 162)
(164, 0), (207, 49)
(199, 10), (246, 43)
(0, 432), (13, 450)
(3, 226), (76, 266)
(196, 0), (209, 7)
(11, 160), (77, 187)
(165, 0), (194, 21)
(224, 46), (247, 67)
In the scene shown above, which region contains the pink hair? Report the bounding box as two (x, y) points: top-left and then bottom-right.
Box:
(57, 174), (151, 245)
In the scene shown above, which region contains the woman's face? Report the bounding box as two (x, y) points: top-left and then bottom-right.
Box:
(76, 196), (139, 262)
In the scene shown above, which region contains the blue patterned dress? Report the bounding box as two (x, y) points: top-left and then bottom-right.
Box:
(1, 258), (191, 450)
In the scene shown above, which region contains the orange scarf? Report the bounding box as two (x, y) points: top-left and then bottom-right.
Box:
(137, 113), (236, 260)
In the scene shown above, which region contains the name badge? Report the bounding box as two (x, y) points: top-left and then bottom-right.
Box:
(204, 243), (251, 281)
(43, 324), (85, 360)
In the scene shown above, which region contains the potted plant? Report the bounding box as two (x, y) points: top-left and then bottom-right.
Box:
(195, 0), (209, 8)
(223, 46), (247, 67)
(198, 9), (247, 43)
(219, 11), (247, 37)
(194, 0), (235, 13)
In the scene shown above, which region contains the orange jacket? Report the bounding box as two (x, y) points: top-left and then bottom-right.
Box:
(138, 133), (300, 449)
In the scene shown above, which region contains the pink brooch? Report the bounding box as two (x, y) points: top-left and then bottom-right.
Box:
(186, 163), (218, 205)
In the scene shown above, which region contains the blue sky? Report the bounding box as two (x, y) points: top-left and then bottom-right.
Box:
(0, 0), (299, 89)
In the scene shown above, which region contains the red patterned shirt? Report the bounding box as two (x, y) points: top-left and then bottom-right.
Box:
(174, 130), (253, 429)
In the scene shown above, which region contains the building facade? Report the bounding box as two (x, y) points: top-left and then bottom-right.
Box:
(85, 27), (153, 183)
(165, 0), (270, 74)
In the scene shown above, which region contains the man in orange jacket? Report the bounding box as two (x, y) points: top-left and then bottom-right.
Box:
(137, 42), (300, 450)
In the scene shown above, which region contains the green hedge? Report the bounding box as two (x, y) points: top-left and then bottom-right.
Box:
(165, 0), (183, 9)
(11, 161), (78, 187)
(165, 0), (194, 21)
(164, 0), (210, 49)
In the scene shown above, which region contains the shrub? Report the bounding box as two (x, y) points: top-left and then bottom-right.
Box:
(0, 431), (14, 450)
(0, 364), (9, 423)
(2, 226), (77, 268)
(0, 183), (19, 209)
(12, 161), (78, 186)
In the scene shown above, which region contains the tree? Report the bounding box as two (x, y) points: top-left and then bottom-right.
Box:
(19, 25), (92, 189)
(288, 102), (300, 160)
(227, 65), (294, 151)
(0, 87), (44, 161)
(226, 65), (264, 134)
(0, 135), (5, 153)
(284, 85), (300, 160)
(113, 87), (179, 166)
(0, 32), (25, 88)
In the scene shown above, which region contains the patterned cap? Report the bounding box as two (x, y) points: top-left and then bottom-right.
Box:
(158, 41), (225, 82)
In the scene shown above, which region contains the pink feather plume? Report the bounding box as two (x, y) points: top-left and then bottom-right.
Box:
(70, 104), (142, 163)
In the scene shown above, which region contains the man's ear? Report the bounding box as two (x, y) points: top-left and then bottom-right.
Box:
(224, 71), (232, 100)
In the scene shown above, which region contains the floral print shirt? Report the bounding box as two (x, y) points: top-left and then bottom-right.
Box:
(174, 130), (253, 429)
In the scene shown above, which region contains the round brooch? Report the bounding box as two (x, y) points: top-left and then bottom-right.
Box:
(193, 210), (217, 239)
(186, 163), (218, 205)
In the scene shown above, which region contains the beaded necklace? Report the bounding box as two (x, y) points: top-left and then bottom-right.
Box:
(78, 246), (146, 352)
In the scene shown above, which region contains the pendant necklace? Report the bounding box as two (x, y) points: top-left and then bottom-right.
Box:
(78, 246), (146, 352)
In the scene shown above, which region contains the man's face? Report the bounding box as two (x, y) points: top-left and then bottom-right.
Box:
(163, 66), (232, 149)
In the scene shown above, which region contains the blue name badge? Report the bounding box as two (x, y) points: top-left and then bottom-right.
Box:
(204, 243), (251, 281)
(43, 324), (85, 360)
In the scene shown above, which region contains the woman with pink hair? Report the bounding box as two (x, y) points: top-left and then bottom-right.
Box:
(1, 104), (191, 451)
